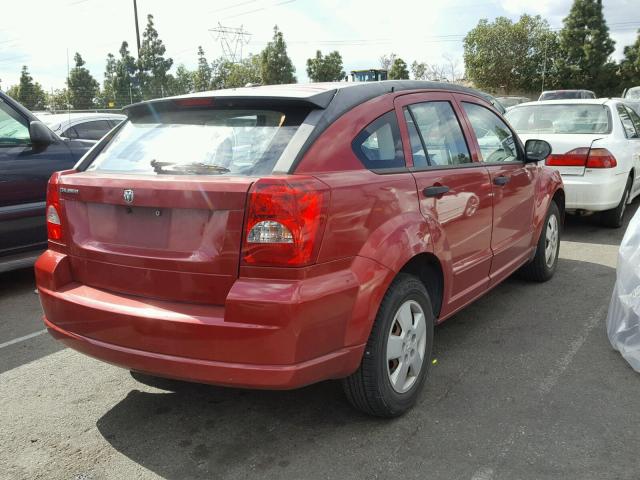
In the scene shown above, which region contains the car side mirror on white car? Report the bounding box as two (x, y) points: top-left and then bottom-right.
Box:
(524, 139), (552, 163)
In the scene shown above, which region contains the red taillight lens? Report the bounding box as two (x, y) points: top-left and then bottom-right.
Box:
(242, 177), (329, 267)
(546, 147), (617, 169)
(586, 148), (617, 168)
(546, 148), (590, 167)
(46, 172), (63, 242)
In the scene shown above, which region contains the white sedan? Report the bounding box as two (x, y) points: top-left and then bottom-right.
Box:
(506, 99), (640, 227)
(35, 112), (125, 143)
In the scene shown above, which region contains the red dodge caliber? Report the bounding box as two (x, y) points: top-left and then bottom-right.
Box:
(36, 82), (564, 416)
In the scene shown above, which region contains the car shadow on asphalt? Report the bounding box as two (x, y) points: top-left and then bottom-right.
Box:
(95, 255), (622, 480)
(562, 199), (638, 246)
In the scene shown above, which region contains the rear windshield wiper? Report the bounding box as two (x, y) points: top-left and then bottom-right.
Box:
(150, 160), (230, 175)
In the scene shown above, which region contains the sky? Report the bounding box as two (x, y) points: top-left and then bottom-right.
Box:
(0, 0), (638, 92)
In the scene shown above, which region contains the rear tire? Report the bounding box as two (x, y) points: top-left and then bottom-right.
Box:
(342, 274), (434, 417)
(519, 201), (561, 282)
(601, 177), (632, 228)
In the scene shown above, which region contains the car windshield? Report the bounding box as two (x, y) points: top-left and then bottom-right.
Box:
(497, 97), (526, 108)
(87, 107), (306, 176)
(506, 104), (610, 134)
(625, 87), (640, 100)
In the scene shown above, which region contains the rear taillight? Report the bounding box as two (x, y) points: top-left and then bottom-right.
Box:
(546, 147), (617, 169)
(585, 148), (617, 168)
(46, 172), (63, 242)
(546, 148), (590, 167)
(242, 177), (329, 267)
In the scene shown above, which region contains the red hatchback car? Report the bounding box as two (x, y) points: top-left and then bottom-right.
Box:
(36, 82), (564, 416)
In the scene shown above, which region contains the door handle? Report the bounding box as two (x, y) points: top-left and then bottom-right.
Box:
(493, 176), (510, 186)
(423, 185), (450, 197)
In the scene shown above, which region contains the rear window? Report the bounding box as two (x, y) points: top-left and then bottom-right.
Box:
(506, 104), (611, 134)
(86, 107), (307, 176)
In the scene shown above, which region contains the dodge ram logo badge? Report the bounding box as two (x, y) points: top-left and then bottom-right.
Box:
(123, 189), (134, 204)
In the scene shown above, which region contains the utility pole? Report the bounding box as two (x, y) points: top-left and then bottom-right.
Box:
(133, 0), (141, 57)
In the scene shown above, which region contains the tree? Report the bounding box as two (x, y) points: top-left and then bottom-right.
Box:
(113, 41), (141, 106)
(46, 88), (70, 112)
(306, 50), (345, 82)
(463, 15), (560, 94)
(558, 0), (616, 94)
(211, 55), (262, 89)
(620, 29), (640, 87)
(167, 64), (194, 95)
(260, 25), (296, 85)
(388, 58), (409, 80)
(14, 66), (46, 110)
(100, 52), (117, 108)
(67, 53), (99, 109)
(139, 14), (174, 99)
(379, 53), (397, 71)
(193, 46), (212, 92)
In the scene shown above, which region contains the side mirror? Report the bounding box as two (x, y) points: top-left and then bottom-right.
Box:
(29, 120), (55, 147)
(524, 139), (552, 163)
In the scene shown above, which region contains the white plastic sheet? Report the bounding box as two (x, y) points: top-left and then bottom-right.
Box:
(607, 207), (640, 371)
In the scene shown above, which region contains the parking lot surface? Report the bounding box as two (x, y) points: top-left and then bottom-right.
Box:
(1, 203), (639, 480)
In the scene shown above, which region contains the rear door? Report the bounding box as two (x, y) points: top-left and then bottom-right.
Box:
(457, 95), (536, 285)
(620, 104), (640, 198)
(0, 97), (75, 254)
(395, 92), (493, 313)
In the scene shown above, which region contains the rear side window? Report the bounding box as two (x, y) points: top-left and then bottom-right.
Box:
(352, 111), (405, 170)
(407, 101), (471, 167)
(87, 107), (307, 176)
(73, 120), (114, 141)
(625, 105), (640, 135)
(463, 102), (518, 163)
(617, 105), (639, 139)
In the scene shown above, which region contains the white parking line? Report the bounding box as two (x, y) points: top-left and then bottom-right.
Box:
(0, 329), (47, 349)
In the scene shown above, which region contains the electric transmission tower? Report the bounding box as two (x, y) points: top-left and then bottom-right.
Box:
(209, 23), (251, 63)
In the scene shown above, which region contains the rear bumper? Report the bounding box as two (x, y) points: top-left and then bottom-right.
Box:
(44, 316), (364, 389)
(562, 172), (627, 211)
(36, 250), (391, 389)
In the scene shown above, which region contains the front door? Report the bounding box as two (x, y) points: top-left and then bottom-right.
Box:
(457, 95), (536, 285)
(395, 92), (494, 316)
(0, 98), (75, 254)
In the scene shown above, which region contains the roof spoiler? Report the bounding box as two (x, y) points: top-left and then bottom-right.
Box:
(123, 89), (337, 118)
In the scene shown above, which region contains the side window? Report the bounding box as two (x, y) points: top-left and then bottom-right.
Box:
(462, 102), (519, 163)
(0, 100), (30, 146)
(625, 105), (640, 136)
(618, 105), (639, 139)
(62, 126), (78, 139)
(352, 111), (405, 170)
(403, 109), (428, 167)
(407, 101), (471, 167)
(73, 120), (113, 141)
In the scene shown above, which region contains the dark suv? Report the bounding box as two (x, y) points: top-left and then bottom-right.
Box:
(0, 91), (92, 272)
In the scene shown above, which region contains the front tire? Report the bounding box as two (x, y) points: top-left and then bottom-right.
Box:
(342, 274), (434, 417)
(519, 201), (561, 282)
(601, 177), (632, 228)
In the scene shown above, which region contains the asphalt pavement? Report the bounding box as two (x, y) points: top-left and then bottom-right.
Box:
(1, 202), (639, 480)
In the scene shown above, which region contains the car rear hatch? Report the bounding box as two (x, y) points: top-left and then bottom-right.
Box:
(55, 91), (333, 305)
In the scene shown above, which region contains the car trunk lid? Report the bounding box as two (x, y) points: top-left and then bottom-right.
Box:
(518, 133), (607, 176)
(58, 172), (252, 305)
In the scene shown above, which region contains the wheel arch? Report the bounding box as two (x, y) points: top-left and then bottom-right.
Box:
(398, 253), (444, 321)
